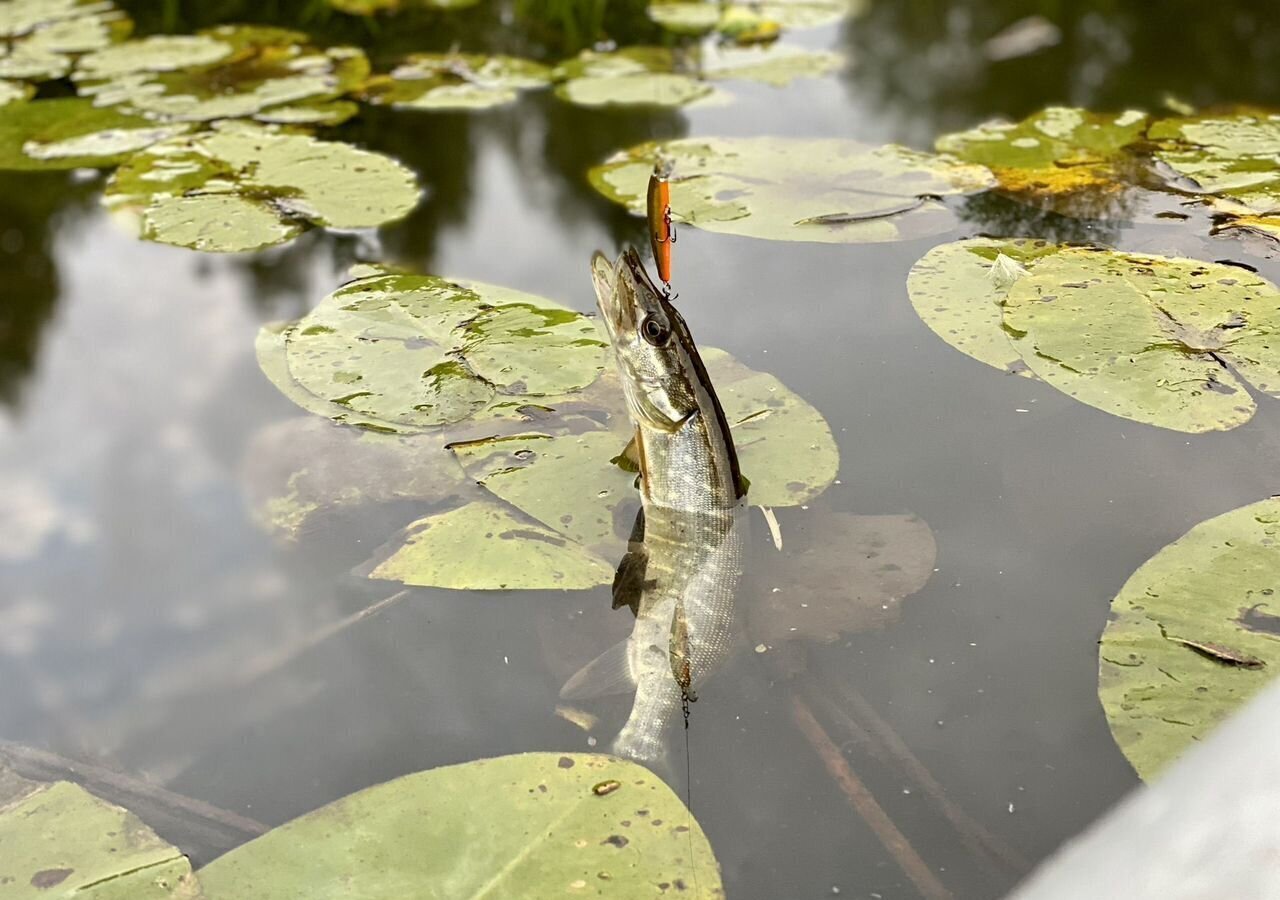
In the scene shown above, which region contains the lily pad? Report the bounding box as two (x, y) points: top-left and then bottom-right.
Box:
(197, 753), (722, 898)
(104, 120), (419, 252)
(328, 0), (480, 11)
(749, 512), (936, 645)
(589, 136), (995, 243)
(274, 273), (606, 430)
(907, 239), (1280, 432)
(648, 0), (863, 37)
(1149, 113), (1280, 243)
(0, 79), (33, 105)
(1098, 497), (1280, 780)
(0, 0), (132, 82)
(936, 107), (1148, 198)
(74, 26), (369, 123)
(0, 97), (189, 170)
(0, 770), (200, 899)
(360, 52), (551, 111)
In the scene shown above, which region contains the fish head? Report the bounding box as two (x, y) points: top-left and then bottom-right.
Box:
(590, 248), (698, 432)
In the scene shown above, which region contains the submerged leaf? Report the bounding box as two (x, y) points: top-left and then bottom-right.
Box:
(0, 97), (189, 170)
(590, 136), (995, 243)
(0, 771), (200, 899)
(196, 753), (723, 897)
(360, 52), (551, 111)
(104, 120), (419, 252)
(1099, 497), (1280, 780)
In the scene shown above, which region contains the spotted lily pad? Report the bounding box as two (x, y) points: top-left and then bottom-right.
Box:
(196, 754), (722, 897)
(1149, 113), (1280, 243)
(648, 0), (864, 37)
(1099, 497), (1280, 780)
(0, 0), (132, 82)
(361, 52), (551, 111)
(74, 25), (369, 123)
(908, 239), (1280, 432)
(104, 120), (419, 252)
(0, 770), (200, 899)
(271, 272), (606, 430)
(0, 97), (189, 170)
(936, 107), (1148, 199)
(590, 136), (995, 243)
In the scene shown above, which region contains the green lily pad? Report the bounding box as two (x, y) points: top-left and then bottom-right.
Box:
(104, 120), (419, 252)
(197, 753), (722, 897)
(908, 239), (1280, 432)
(74, 26), (369, 123)
(251, 97), (359, 126)
(0, 79), (33, 105)
(274, 272), (606, 430)
(1149, 113), (1280, 242)
(368, 500), (616, 589)
(360, 53), (551, 111)
(0, 97), (190, 171)
(0, 771), (200, 899)
(648, 0), (863, 36)
(590, 136), (995, 243)
(1099, 497), (1280, 780)
(700, 43), (844, 86)
(0, 0), (132, 82)
(936, 106), (1148, 198)
(328, 0), (480, 11)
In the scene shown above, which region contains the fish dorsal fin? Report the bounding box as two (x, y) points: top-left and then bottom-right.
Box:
(559, 640), (636, 700)
(612, 508), (648, 617)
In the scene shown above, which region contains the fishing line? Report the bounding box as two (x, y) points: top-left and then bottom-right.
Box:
(681, 689), (700, 899)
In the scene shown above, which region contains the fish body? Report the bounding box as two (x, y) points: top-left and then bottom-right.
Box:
(561, 249), (745, 764)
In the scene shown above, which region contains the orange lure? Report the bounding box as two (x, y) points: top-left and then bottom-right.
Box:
(646, 165), (675, 288)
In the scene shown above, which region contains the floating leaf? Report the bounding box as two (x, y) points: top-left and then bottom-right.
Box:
(557, 71), (720, 108)
(328, 0), (480, 11)
(0, 0), (132, 82)
(367, 500), (615, 589)
(0, 79), (33, 105)
(197, 753), (722, 897)
(699, 43), (844, 86)
(749, 512), (936, 645)
(74, 25), (369, 123)
(908, 239), (1280, 432)
(1099, 497), (1280, 780)
(361, 52), (551, 110)
(648, 0), (863, 37)
(590, 136), (995, 243)
(1149, 113), (1280, 243)
(0, 770), (200, 899)
(936, 106), (1148, 199)
(104, 120), (419, 252)
(0, 97), (189, 170)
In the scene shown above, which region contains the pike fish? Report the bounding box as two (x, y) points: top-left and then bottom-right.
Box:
(559, 248), (747, 764)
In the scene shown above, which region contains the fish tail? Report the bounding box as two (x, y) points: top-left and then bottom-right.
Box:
(612, 724), (666, 765)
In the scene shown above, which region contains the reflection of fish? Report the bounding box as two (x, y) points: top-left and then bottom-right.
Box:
(560, 249), (746, 764)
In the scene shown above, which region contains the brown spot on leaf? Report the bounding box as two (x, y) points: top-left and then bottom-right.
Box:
(31, 869), (73, 889)
(601, 834), (629, 848)
(557, 756), (575, 768)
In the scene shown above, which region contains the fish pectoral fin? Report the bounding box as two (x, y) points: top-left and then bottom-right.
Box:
(559, 640), (636, 700)
(611, 512), (649, 617)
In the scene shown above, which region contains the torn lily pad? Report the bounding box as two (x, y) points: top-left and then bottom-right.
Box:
(361, 53), (551, 111)
(104, 120), (419, 252)
(908, 239), (1280, 432)
(1148, 113), (1280, 243)
(0, 770), (201, 899)
(196, 754), (723, 897)
(74, 25), (369, 123)
(270, 272), (606, 430)
(648, 0), (864, 37)
(1099, 497), (1280, 780)
(936, 107), (1148, 201)
(0, 0), (132, 82)
(0, 97), (189, 170)
(590, 136), (995, 243)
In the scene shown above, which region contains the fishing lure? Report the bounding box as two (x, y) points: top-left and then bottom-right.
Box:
(647, 163), (676, 292)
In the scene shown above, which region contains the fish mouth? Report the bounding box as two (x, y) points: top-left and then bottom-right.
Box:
(592, 248), (651, 341)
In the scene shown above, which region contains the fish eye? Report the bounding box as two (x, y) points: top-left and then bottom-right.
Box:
(641, 315), (671, 347)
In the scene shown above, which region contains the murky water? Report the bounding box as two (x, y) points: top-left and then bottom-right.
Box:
(2, 3), (1279, 898)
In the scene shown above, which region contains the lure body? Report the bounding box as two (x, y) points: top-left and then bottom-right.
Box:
(647, 168), (675, 288)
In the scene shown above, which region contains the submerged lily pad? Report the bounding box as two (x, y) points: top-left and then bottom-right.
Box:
(0, 770), (200, 899)
(0, 0), (131, 82)
(936, 107), (1148, 199)
(197, 753), (722, 897)
(360, 52), (551, 111)
(908, 239), (1280, 432)
(0, 97), (189, 170)
(590, 136), (995, 243)
(74, 25), (369, 123)
(1099, 497), (1280, 780)
(104, 121), (419, 252)
(275, 273), (606, 430)
(648, 0), (863, 37)
(1149, 113), (1280, 243)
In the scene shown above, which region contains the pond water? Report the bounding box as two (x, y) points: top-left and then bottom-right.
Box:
(2, 2), (1279, 898)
